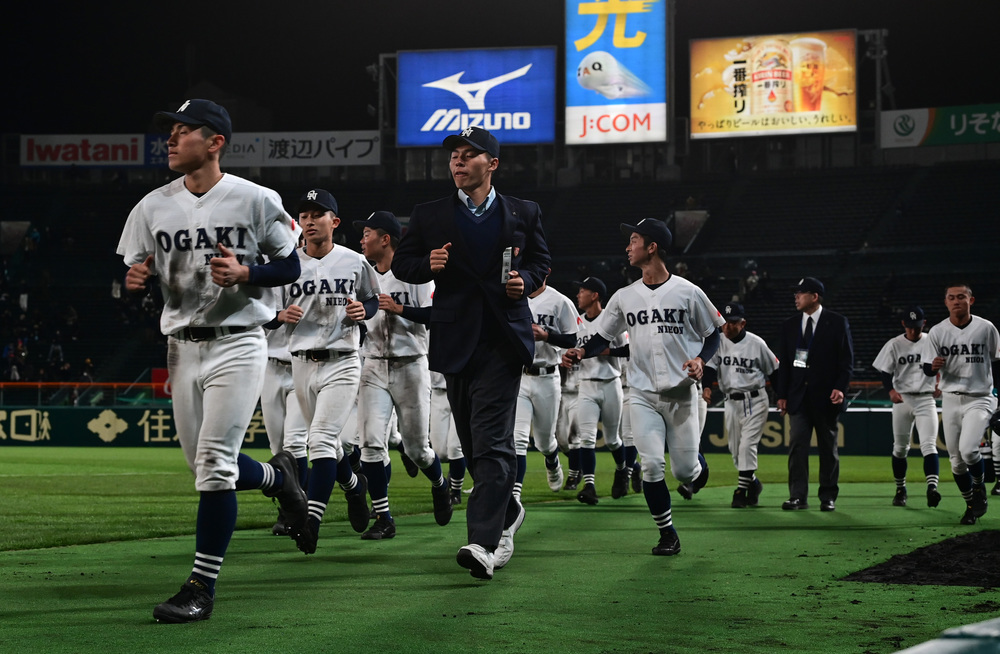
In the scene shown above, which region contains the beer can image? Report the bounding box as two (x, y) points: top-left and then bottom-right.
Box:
(750, 38), (793, 114)
(790, 38), (827, 112)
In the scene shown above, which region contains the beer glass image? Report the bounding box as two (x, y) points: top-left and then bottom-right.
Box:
(791, 38), (827, 112)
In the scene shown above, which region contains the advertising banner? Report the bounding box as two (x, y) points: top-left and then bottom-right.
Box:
(690, 30), (857, 139)
(21, 134), (145, 167)
(881, 104), (1000, 148)
(148, 131), (381, 168)
(397, 47), (556, 147)
(565, 0), (667, 145)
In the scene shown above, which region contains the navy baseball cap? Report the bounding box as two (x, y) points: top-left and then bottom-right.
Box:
(442, 126), (500, 158)
(298, 189), (339, 215)
(722, 302), (746, 321)
(573, 276), (607, 298)
(902, 306), (925, 327)
(793, 277), (825, 295)
(153, 99), (232, 142)
(353, 211), (401, 241)
(620, 218), (673, 251)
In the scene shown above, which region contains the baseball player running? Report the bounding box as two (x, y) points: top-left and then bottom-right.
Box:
(569, 276), (630, 504)
(564, 219), (723, 556)
(514, 272), (579, 497)
(702, 303), (778, 508)
(119, 99), (307, 623)
(921, 284), (1000, 525)
(429, 370), (467, 504)
(354, 210), (452, 540)
(279, 189), (380, 553)
(872, 306), (943, 508)
(557, 360), (583, 490)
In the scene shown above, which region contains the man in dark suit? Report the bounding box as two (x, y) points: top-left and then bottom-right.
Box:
(392, 126), (551, 579)
(774, 277), (854, 512)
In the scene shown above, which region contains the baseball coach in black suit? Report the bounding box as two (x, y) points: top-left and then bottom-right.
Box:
(774, 277), (854, 512)
(392, 126), (551, 580)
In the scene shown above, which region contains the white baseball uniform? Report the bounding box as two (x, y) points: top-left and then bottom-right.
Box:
(429, 371), (463, 462)
(513, 286), (579, 457)
(556, 364), (581, 455)
(117, 173), (297, 491)
(358, 270), (435, 467)
(286, 245), (380, 462)
(707, 330), (778, 471)
(262, 285), (308, 459)
(921, 315), (1000, 472)
(594, 275), (724, 484)
(575, 314), (627, 450)
(873, 333), (940, 458)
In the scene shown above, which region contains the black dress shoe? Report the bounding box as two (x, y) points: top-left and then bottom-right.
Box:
(781, 498), (808, 510)
(820, 500), (836, 512)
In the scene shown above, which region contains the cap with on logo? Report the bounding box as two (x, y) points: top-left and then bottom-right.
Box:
(902, 306), (925, 327)
(442, 126), (500, 158)
(353, 211), (402, 241)
(620, 218), (673, 252)
(572, 276), (607, 298)
(298, 189), (338, 215)
(153, 99), (232, 143)
(722, 302), (746, 321)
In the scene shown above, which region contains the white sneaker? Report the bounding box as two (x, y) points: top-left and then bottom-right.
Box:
(457, 544), (495, 580)
(495, 501), (526, 569)
(546, 461), (565, 492)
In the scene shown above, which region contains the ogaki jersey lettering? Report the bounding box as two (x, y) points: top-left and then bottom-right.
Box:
(872, 333), (936, 394)
(922, 315), (1000, 394)
(595, 275), (724, 393)
(708, 330), (778, 395)
(361, 270), (433, 359)
(576, 313), (627, 381)
(528, 286), (579, 368)
(117, 174), (297, 336)
(285, 245), (380, 353)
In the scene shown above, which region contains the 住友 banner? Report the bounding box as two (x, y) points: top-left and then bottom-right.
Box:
(690, 30), (857, 139)
(396, 47), (556, 148)
(565, 0), (667, 145)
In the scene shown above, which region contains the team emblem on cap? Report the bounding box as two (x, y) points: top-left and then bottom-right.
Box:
(177, 100), (190, 112)
(461, 127), (475, 137)
(725, 306), (732, 314)
(910, 311), (917, 320)
(307, 190), (318, 201)
(798, 278), (804, 285)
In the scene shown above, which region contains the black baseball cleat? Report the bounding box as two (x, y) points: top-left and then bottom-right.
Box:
(651, 529), (680, 556)
(263, 452), (308, 533)
(361, 515), (396, 541)
(431, 482), (454, 526)
(272, 507), (292, 536)
(892, 488), (907, 507)
(970, 488), (988, 518)
(960, 505), (980, 525)
(927, 486), (942, 508)
(747, 478), (763, 506)
(293, 522), (318, 555)
(577, 483), (599, 505)
(677, 483), (694, 500)
(564, 472), (581, 491)
(153, 579), (214, 624)
(678, 455), (709, 500)
(611, 467), (630, 499)
(731, 488), (748, 508)
(399, 448), (419, 478)
(345, 474), (370, 533)
(630, 466), (643, 494)
(450, 489), (462, 505)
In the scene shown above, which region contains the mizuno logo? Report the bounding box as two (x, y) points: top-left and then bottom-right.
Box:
(422, 64), (532, 110)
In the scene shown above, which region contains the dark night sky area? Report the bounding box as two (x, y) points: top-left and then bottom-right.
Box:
(4, 1), (993, 135)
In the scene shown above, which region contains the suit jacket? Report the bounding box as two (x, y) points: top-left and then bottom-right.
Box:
(391, 192), (551, 374)
(774, 308), (854, 415)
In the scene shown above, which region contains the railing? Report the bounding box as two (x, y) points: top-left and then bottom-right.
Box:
(0, 383), (168, 407)
(0, 381), (891, 407)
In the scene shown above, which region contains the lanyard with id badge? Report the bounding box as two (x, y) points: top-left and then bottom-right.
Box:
(795, 317), (814, 368)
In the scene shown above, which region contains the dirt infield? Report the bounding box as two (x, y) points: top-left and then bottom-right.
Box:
(843, 530), (1000, 587)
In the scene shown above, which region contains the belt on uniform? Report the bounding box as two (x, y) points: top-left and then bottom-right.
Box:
(524, 365), (557, 376)
(728, 389), (762, 401)
(292, 349), (354, 362)
(583, 377), (616, 382)
(174, 326), (248, 342)
(268, 357), (292, 366)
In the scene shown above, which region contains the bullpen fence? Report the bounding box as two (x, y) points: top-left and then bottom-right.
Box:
(0, 381), (965, 455)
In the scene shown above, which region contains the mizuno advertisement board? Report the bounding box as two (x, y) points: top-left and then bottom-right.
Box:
(565, 0), (668, 145)
(396, 47), (557, 148)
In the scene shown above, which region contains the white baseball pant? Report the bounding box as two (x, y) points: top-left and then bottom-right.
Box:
(513, 372), (561, 456)
(577, 378), (623, 450)
(292, 352), (361, 462)
(892, 392), (940, 458)
(261, 358), (308, 459)
(630, 384), (703, 485)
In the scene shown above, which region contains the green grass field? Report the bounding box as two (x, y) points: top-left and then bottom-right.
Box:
(0, 448), (994, 653)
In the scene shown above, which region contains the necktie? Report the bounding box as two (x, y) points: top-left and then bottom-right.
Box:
(803, 316), (814, 344)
